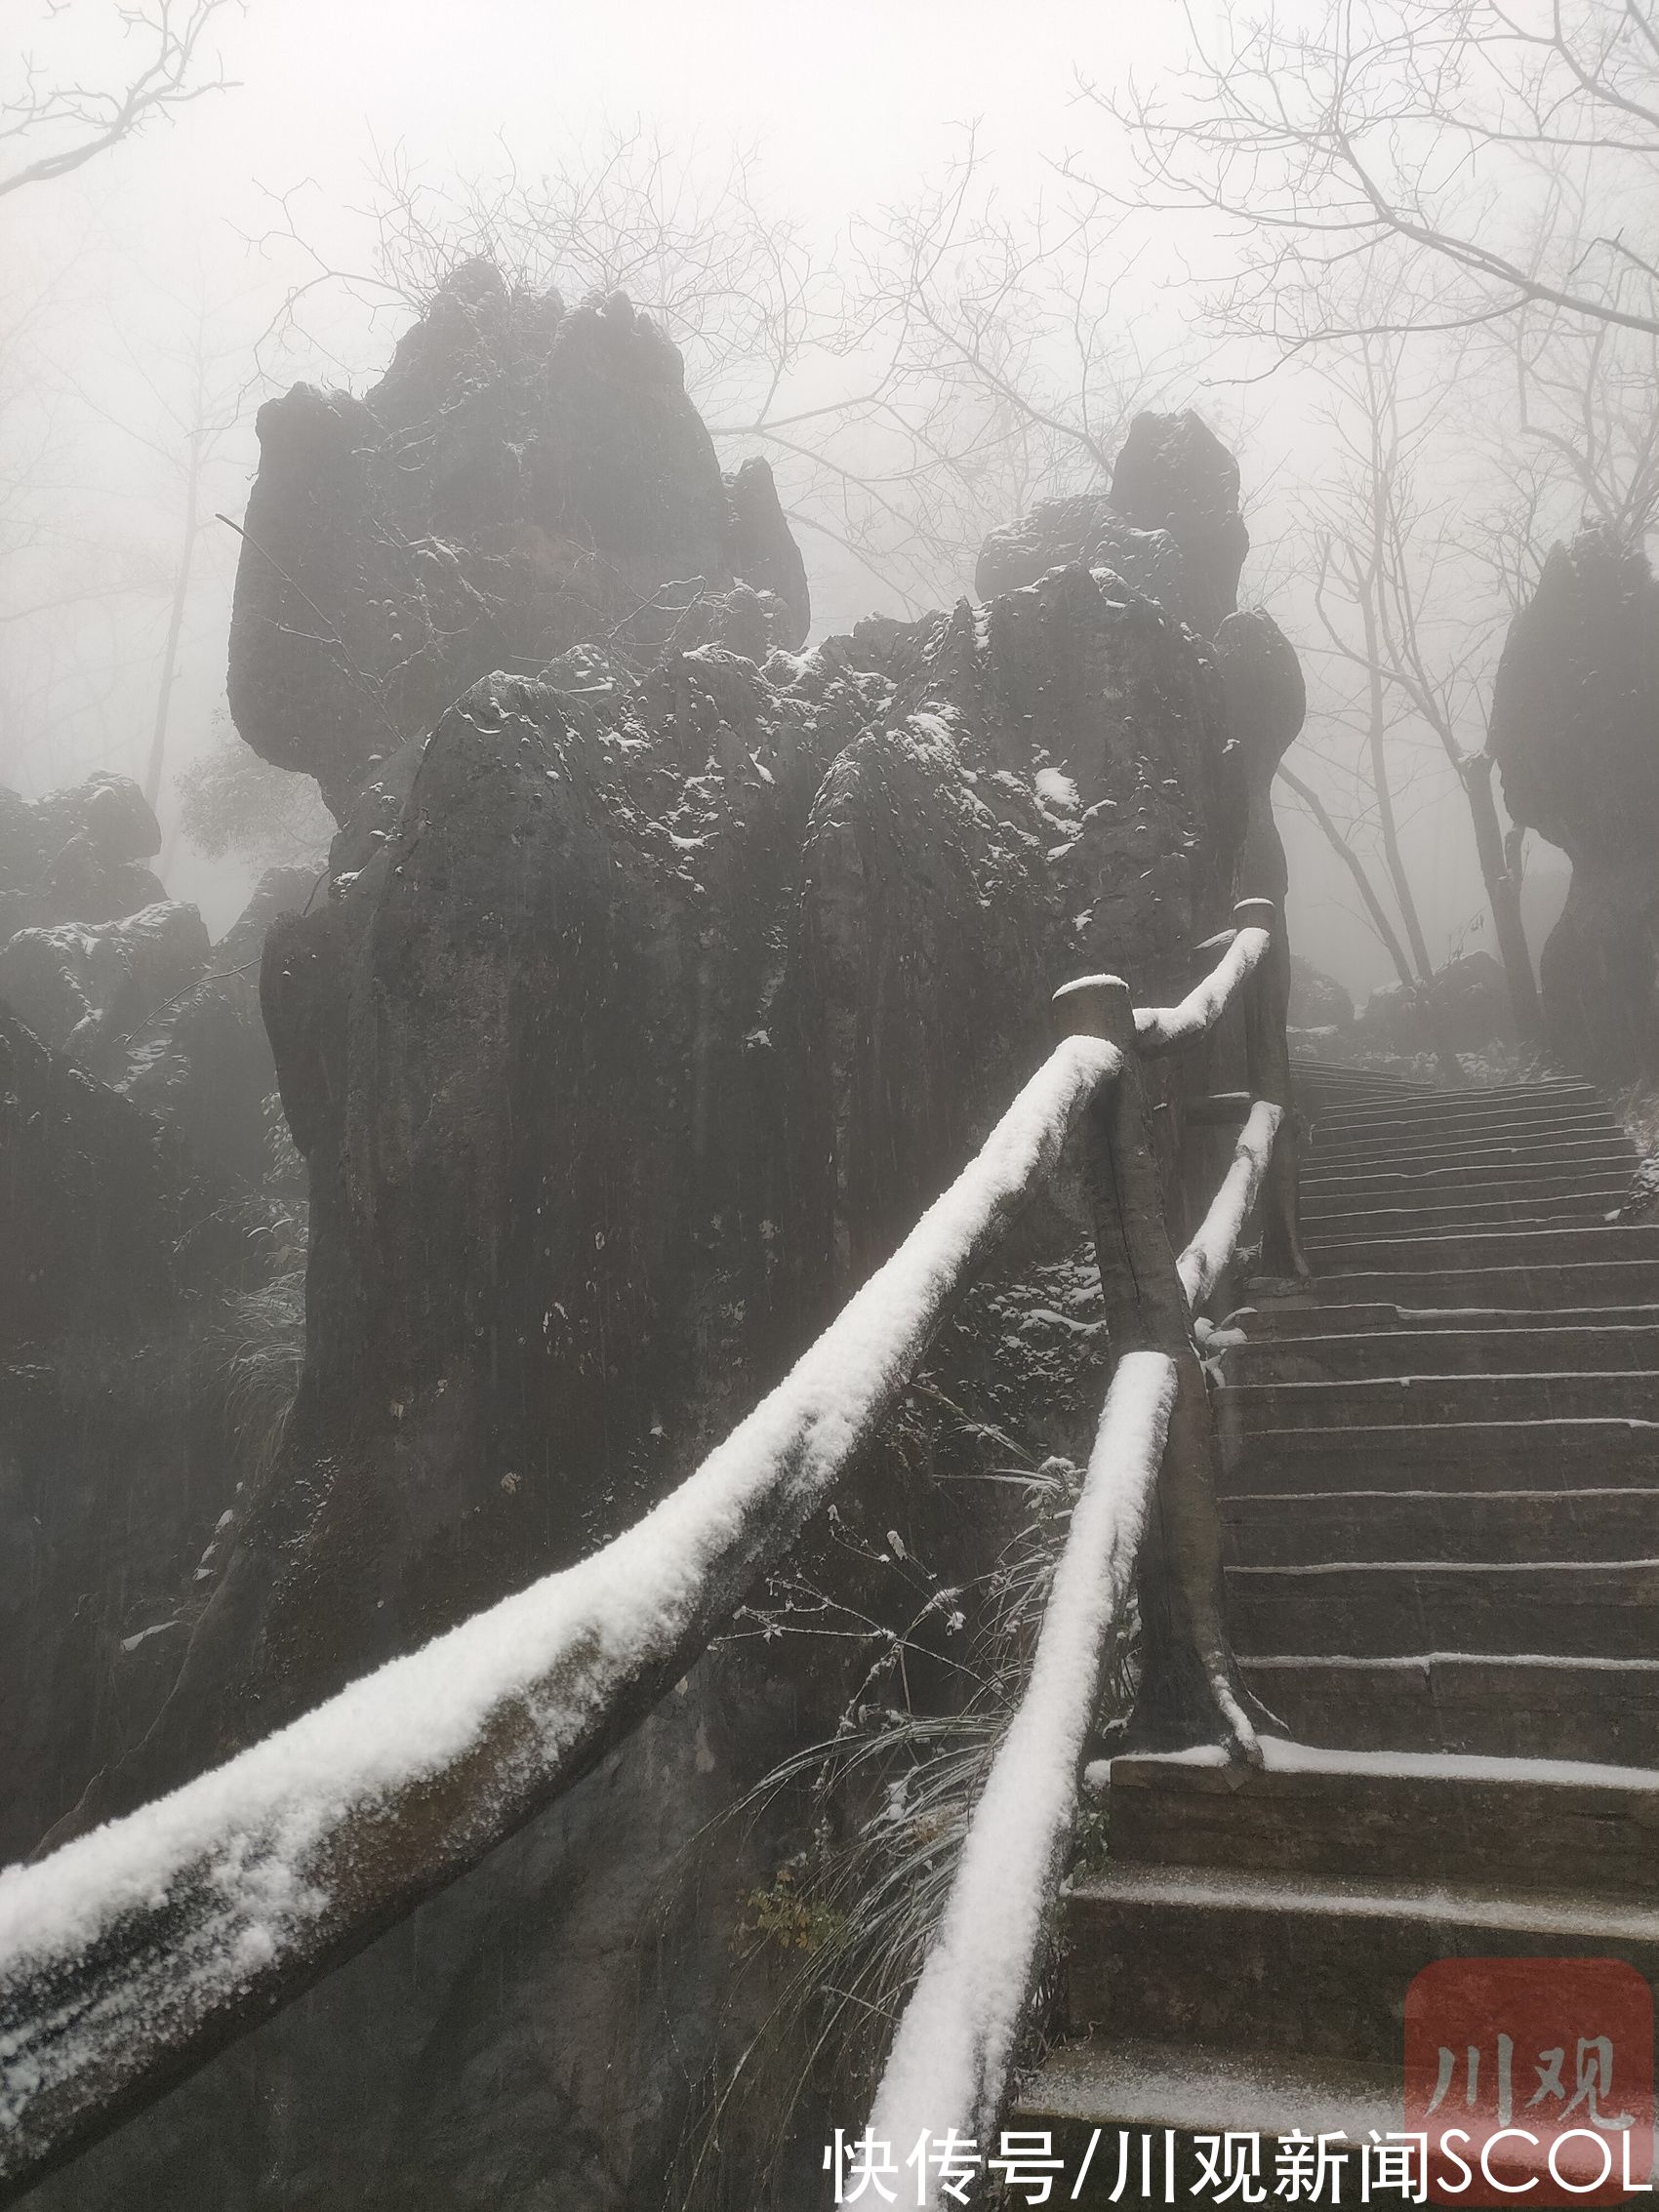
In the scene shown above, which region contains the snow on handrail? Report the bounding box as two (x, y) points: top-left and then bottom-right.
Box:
(0, 1031), (1122, 2205)
(1133, 923), (1270, 1056)
(864, 1350), (1180, 2194)
(1176, 1099), (1283, 1313)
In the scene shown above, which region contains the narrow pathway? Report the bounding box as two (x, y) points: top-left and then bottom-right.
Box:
(1022, 1064), (1659, 2199)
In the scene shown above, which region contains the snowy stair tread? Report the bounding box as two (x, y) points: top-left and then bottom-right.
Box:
(1021, 1069), (1659, 2171)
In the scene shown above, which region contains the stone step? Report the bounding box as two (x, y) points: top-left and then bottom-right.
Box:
(1299, 1158), (1638, 1202)
(1291, 1061), (1434, 1089)
(1315, 1078), (1615, 1109)
(1017, 2036), (1400, 2196)
(1229, 1556), (1659, 1660)
(1231, 1298), (1659, 1338)
(1300, 1223), (1659, 1274)
(1219, 1368), (1659, 1430)
(1223, 1483), (1659, 1565)
(1312, 1082), (1600, 1130)
(1062, 1861), (1659, 2061)
(1310, 1109), (1623, 1163)
(1268, 1259), (1659, 1307)
(1300, 1187), (1627, 1236)
(1303, 1135), (1638, 1186)
(1104, 1742), (1659, 1895)
(1243, 1652), (1659, 1763)
(1225, 1321), (1659, 1382)
(1222, 1419), (1659, 1494)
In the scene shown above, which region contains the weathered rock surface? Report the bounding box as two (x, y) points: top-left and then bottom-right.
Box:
(1492, 528), (1659, 1078)
(0, 899), (212, 1077)
(76, 558), (1240, 1816)
(1109, 411), (1250, 640)
(228, 262), (811, 820)
(120, 865), (317, 1184)
(974, 494), (1192, 624)
(35, 580), (1257, 2211)
(0, 840), (312, 1861)
(19, 313), (1300, 2210)
(0, 859), (318, 1186)
(1213, 610), (1305, 904)
(0, 772), (166, 941)
(971, 410), (1251, 649)
(0, 1008), (275, 1858)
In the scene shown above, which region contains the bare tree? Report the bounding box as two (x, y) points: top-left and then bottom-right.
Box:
(1290, 332), (1543, 1037)
(1, 2), (237, 200)
(1098, 0), (1659, 348)
(257, 128), (1188, 614)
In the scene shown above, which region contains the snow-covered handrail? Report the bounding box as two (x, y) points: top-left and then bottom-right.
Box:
(1177, 1099), (1284, 1313)
(1133, 922), (1270, 1056)
(867, 1350), (1179, 2169)
(0, 1033), (1120, 2205)
(863, 906), (1301, 2202)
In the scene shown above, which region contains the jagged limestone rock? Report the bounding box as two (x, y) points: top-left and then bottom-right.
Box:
(0, 900), (212, 1078)
(0, 1008), (272, 1858)
(1108, 411), (1250, 640)
(975, 495), (1193, 625)
(228, 263), (811, 820)
(1213, 609), (1305, 905)
(0, 772), (166, 941)
(26, 319), (1301, 2208)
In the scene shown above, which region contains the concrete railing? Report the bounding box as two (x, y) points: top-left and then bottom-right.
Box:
(0, 901), (1299, 2206)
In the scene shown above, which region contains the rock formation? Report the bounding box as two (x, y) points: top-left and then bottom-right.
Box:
(973, 408), (1251, 648)
(0, 807), (310, 1859)
(228, 263), (811, 822)
(14, 280), (1307, 2212)
(0, 771), (166, 941)
(0, 1007), (275, 1859)
(1492, 528), (1659, 1079)
(70, 555), (1243, 1832)
(0, 899), (213, 1077)
(1212, 610), (1305, 905)
(1108, 411), (1250, 639)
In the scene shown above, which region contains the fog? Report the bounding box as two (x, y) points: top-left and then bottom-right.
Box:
(0, 1), (1598, 985)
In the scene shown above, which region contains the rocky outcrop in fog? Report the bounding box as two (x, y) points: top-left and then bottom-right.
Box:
(0, 790), (311, 1863)
(227, 261), (811, 821)
(13, 286), (1305, 2212)
(973, 408), (1251, 647)
(1492, 527), (1659, 1079)
(69, 549), (1244, 1830)
(0, 772), (166, 940)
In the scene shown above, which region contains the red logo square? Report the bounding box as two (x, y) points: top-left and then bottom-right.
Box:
(1405, 1957), (1654, 2204)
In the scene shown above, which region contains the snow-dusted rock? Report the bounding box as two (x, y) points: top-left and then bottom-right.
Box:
(228, 262), (811, 820)
(0, 771), (165, 942)
(0, 899), (211, 1076)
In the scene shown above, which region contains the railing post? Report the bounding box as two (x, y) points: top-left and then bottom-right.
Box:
(1173, 928), (1234, 1243)
(1053, 977), (1267, 1761)
(1233, 895), (1311, 1282)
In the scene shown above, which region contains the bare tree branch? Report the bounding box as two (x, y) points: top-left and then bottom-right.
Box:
(1, 2), (238, 200)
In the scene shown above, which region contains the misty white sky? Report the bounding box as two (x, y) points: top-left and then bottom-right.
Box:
(0, 0), (1571, 985)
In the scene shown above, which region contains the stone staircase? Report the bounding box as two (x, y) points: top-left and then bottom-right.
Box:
(1021, 1064), (1659, 2201)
